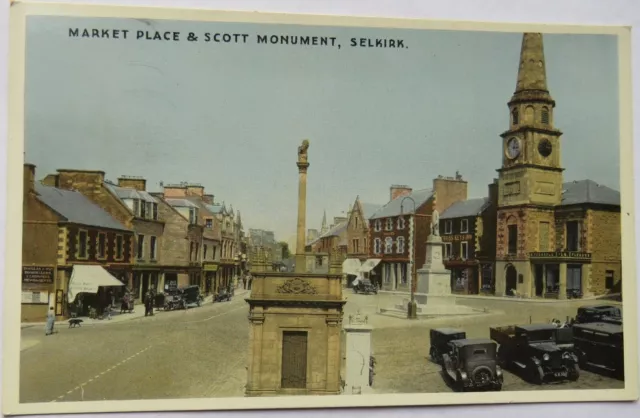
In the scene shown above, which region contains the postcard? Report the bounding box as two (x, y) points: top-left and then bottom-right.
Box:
(3, 0), (638, 415)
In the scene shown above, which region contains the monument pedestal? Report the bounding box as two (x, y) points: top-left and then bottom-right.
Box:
(342, 313), (373, 395)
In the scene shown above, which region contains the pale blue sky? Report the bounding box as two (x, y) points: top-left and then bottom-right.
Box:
(25, 17), (619, 240)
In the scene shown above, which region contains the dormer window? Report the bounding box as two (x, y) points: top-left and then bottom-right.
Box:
(133, 199), (140, 217)
(398, 217), (406, 230)
(189, 208), (198, 225)
(385, 218), (393, 231)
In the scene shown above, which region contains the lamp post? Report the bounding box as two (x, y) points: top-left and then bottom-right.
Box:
(400, 196), (418, 319)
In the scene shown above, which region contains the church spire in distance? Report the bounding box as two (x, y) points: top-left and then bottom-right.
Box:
(321, 210), (328, 234)
(510, 33), (554, 105)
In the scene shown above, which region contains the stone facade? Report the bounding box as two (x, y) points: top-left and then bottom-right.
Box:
(494, 33), (621, 299)
(245, 273), (345, 396)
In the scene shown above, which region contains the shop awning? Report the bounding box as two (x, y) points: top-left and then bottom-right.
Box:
(359, 259), (382, 273)
(341, 258), (362, 276)
(68, 265), (124, 302)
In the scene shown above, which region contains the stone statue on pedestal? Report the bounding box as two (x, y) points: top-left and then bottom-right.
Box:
(298, 139), (309, 163)
(431, 209), (440, 236)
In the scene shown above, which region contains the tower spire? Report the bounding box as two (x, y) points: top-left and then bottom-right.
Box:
(511, 33), (553, 104)
(321, 210), (328, 234)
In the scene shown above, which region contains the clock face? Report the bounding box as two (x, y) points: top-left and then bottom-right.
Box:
(506, 137), (521, 159)
(538, 138), (553, 157)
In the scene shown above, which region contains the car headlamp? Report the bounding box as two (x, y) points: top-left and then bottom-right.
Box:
(543, 353), (550, 361)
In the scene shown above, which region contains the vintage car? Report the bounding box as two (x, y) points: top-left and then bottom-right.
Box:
(430, 328), (467, 364)
(352, 278), (378, 295)
(490, 324), (580, 384)
(572, 322), (624, 379)
(441, 339), (503, 392)
(573, 305), (622, 325)
(181, 285), (204, 307)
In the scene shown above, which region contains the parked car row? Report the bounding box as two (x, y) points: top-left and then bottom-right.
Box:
(156, 285), (234, 311)
(429, 304), (624, 392)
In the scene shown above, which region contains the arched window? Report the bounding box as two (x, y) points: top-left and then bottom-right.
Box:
(384, 237), (394, 254)
(397, 237), (405, 254)
(398, 217), (406, 230)
(374, 220), (382, 232)
(373, 238), (382, 254)
(524, 106), (535, 123)
(541, 107), (550, 124)
(385, 218), (393, 231)
(511, 108), (519, 125)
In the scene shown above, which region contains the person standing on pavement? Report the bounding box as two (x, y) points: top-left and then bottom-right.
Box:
(242, 275), (247, 289)
(45, 306), (55, 336)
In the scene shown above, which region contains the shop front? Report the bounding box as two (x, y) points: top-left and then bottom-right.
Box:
(529, 251), (592, 299)
(203, 263), (219, 295)
(445, 259), (480, 295)
(132, 269), (161, 301)
(67, 264), (126, 318)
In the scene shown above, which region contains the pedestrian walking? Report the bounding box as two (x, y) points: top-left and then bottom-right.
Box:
(242, 276), (247, 289)
(44, 307), (55, 336)
(121, 292), (129, 314)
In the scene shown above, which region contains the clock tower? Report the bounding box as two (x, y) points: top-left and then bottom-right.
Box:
(495, 33), (565, 297)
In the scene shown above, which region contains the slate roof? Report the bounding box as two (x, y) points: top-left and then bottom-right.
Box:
(360, 202), (383, 220)
(35, 183), (130, 231)
(164, 198), (199, 209)
(104, 182), (158, 204)
(307, 221), (348, 245)
(205, 204), (225, 214)
(561, 180), (620, 206)
(441, 197), (490, 220)
(369, 188), (434, 219)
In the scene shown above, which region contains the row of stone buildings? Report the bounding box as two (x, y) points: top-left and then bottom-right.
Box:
(306, 33), (622, 300)
(21, 166), (247, 322)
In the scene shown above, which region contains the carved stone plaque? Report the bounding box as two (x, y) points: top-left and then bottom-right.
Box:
(276, 278), (317, 295)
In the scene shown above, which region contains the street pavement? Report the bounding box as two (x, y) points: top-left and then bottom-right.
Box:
(20, 290), (251, 403)
(20, 289), (625, 403)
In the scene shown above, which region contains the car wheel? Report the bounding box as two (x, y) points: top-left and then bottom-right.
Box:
(569, 363), (580, 381)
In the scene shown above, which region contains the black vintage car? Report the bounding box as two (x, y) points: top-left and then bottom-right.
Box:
(353, 278), (378, 295)
(573, 305), (622, 325)
(164, 285), (203, 310)
(572, 322), (624, 379)
(430, 328), (467, 364)
(441, 339), (503, 392)
(490, 324), (580, 384)
(182, 285), (203, 307)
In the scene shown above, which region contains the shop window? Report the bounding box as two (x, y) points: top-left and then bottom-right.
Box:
(461, 242), (468, 259)
(507, 225), (518, 255)
(137, 234), (145, 260)
(445, 220), (452, 234)
(460, 219), (469, 233)
(400, 264), (408, 284)
(566, 221), (581, 251)
(605, 270), (614, 289)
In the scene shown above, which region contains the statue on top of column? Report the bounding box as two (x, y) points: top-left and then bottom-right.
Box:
(431, 209), (440, 236)
(298, 139), (310, 163)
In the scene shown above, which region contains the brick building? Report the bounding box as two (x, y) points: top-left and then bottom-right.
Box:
(40, 169), (162, 302)
(368, 179), (467, 291)
(494, 33), (622, 299)
(22, 164), (134, 322)
(440, 196), (492, 295)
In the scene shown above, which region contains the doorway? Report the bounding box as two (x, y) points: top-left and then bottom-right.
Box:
(505, 265), (518, 295)
(534, 264), (544, 296)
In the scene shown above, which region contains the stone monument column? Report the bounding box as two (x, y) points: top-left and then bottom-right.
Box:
(295, 139), (310, 274)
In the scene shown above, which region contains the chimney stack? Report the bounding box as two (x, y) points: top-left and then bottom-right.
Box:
(390, 184), (412, 201)
(118, 176), (147, 191)
(203, 194), (214, 204)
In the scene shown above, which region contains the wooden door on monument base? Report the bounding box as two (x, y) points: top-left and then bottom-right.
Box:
(281, 331), (308, 389)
